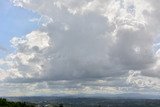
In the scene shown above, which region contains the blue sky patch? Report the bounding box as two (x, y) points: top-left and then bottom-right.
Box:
(0, 0), (40, 57)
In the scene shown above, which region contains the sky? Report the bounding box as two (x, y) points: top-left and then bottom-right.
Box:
(0, 0), (39, 57)
(0, 0), (160, 97)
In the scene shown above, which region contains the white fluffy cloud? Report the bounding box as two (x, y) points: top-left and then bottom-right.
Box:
(0, 0), (160, 96)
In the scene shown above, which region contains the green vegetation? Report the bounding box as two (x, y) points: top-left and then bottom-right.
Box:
(0, 98), (34, 107)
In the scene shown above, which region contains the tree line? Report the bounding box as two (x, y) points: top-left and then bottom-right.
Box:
(0, 98), (34, 107)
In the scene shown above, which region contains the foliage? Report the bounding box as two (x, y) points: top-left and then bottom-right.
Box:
(0, 98), (34, 107)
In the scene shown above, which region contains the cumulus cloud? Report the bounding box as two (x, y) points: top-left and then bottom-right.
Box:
(0, 0), (160, 96)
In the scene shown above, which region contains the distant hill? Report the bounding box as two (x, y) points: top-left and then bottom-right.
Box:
(5, 96), (160, 107)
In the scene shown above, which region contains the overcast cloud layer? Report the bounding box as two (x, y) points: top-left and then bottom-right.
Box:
(0, 0), (160, 96)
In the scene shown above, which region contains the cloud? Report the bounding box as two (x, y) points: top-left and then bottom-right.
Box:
(0, 0), (160, 96)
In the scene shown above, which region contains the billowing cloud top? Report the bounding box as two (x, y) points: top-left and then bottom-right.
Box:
(0, 0), (160, 96)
